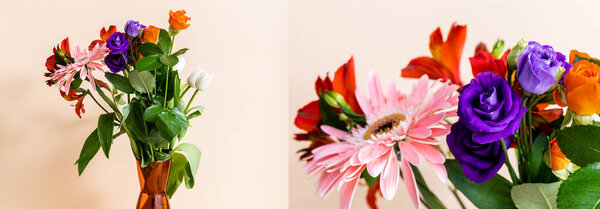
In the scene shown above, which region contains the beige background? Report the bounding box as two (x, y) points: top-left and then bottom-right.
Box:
(289, 0), (600, 208)
(0, 0), (287, 208)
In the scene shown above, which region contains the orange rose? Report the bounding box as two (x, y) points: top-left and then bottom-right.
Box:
(169, 10), (191, 30)
(564, 60), (600, 115)
(143, 25), (160, 44)
(549, 138), (570, 171)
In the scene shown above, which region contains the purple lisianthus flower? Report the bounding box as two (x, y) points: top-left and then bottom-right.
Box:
(458, 72), (526, 144)
(125, 20), (146, 37)
(106, 32), (130, 54)
(516, 41), (572, 95)
(104, 53), (129, 73)
(447, 120), (511, 183)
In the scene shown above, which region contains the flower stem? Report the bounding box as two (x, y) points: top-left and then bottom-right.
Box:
(500, 138), (519, 185)
(87, 91), (110, 114)
(449, 186), (467, 209)
(184, 90), (199, 114)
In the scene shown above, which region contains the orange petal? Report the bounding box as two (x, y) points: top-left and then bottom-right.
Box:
(439, 23), (466, 81)
(569, 50), (591, 64)
(294, 100), (321, 132)
(402, 57), (454, 83)
(429, 27), (443, 61)
(537, 108), (564, 123)
(567, 83), (600, 115)
(553, 89), (568, 107)
(366, 181), (381, 209)
(549, 138), (570, 170)
(332, 57), (362, 114)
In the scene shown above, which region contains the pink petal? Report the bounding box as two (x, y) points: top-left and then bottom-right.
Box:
(411, 138), (440, 145)
(380, 151), (399, 200)
(387, 80), (405, 103)
(408, 127), (432, 139)
(368, 71), (385, 108)
(320, 125), (348, 140)
(410, 75), (429, 102)
(399, 141), (420, 165)
(339, 174), (361, 209)
(429, 162), (447, 183)
(367, 149), (390, 177)
(410, 142), (445, 164)
(430, 127), (451, 137)
(358, 143), (377, 163)
(355, 88), (372, 116)
(401, 159), (420, 209)
(317, 169), (343, 198)
(415, 112), (445, 128)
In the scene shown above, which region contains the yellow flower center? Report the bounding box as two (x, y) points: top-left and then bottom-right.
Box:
(363, 113), (405, 139)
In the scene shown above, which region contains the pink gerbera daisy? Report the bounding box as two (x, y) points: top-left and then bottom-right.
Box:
(52, 43), (109, 92)
(308, 72), (458, 209)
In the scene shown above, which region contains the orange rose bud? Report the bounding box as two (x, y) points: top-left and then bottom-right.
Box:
(169, 10), (191, 30)
(143, 25), (160, 44)
(564, 60), (600, 115)
(549, 138), (570, 171)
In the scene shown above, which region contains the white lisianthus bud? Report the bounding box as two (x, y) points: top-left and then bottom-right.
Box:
(187, 66), (214, 91)
(173, 57), (186, 75)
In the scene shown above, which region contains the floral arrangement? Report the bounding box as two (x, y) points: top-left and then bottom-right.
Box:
(44, 9), (213, 202)
(294, 23), (600, 209)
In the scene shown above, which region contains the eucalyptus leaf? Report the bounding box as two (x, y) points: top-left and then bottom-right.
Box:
(511, 182), (561, 209)
(134, 54), (163, 71)
(171, 48), (189, 56)
(555, 125), (600, 166)
(144, 105), (165, 122)
(105, 73), (135, 94)
(97, 113), (115, 158)
(139, 43), (164, 57)
(75, 129), (101, 175)
(156, 108), (188, 140)
(446, 160), (516, 209)
(557, 162), (600, 209)
(128, 70), (156, 93)
(158, 29), (172, 54)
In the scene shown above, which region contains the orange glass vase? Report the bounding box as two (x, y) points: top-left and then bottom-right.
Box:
(136, 159), (172, 209)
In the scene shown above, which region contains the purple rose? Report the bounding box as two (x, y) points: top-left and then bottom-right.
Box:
(447, 120), (511, 183)
(106, 32), (130, 54)
(516, 41), (571, 95)
(104, 53), (129, 73)
(125, 20), (146, 37)
(458, 72), (526, 144)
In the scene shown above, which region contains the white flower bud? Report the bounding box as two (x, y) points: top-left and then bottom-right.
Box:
(187, 66), (213, 91)
(173, 57), (186, 75)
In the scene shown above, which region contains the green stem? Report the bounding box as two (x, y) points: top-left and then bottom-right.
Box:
(500, 138), (519, 185)
(449, 186), (467, 209)
(86, 91), (110, 114)
(95, 88), (122, 119)
(180, 85), (191, 97)
(184, 90), (199, 114)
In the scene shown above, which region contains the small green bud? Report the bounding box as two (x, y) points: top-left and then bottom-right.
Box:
(507, 39), (528, 72)
(491, 39), (505, 58)
(323, 91), (345, 108)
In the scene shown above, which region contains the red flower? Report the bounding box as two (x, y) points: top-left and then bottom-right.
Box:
(366, 181), (382, 209)
(469, 43), (510, 78)
(89, 25), (117, 50)
(332, 57), (362, 114)
(402, 23), (466, 86)
(60, 89), (86, 118)
(45, 38), (71, 86)
(294, 131), (334, 161)
(294, 100), (321, 132)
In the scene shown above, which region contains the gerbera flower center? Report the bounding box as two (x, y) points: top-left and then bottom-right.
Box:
(363, 113), (405, 139)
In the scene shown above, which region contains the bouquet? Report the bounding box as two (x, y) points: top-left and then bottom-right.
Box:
(293, 23), (600, 209)
(43, 10), (213, 208)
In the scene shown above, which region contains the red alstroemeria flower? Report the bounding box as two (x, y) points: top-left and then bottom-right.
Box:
(89, 25), (117, 50)
(332, 57), (362, 114)
(60, 89), (86, 118)
(45, 38), (72, 86)
(294, 131), (334, 161)
(469, 43), (510, 78)
(402, 23), (466, 86)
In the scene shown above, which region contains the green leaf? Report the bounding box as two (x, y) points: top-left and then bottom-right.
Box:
(412, 166), (447, 209)
(97, 113), (115, 158)
(75, 129), (101, 175)
(555, 125), (600, 166)
(104, 73), (135, 94)
(148, 129), (169, 148)
(318, 94), (346, 131)
(573, 54), (600, 67)
(139, 43), (164, 57)
(529, 133), (559, 183)
(446, 160), (516, 209)
(557, 162), (600, 209)
(167, 143), (201, 198)
(156, 108), (188, 140)
(115, 94), (126, 105)
(491, 39), (505, 58)
(157, 29), (172, 54)
(128, 70), (156, 93)
(134, 55), (163, 71)
(187, 105), (204, 119)
(144, 104), (165, 122)
(361, 170), (379, 186)
(159, 55), (179, 66)
(123, 101), (148, 141)
(511, 182), (561, 209)
(171, 48), (189, 57)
